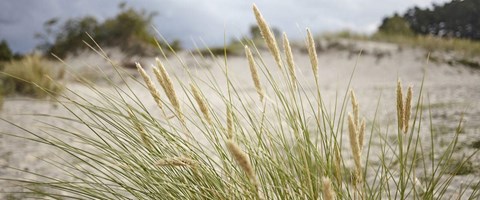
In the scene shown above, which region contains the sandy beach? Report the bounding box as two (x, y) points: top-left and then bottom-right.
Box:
(1, 39), (480, 199)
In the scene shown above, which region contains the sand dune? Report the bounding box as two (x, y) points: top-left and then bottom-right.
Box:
(1, 40), (480, 198)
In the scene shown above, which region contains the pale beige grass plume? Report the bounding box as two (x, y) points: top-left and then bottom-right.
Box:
(190, 83), (213, 126)
(253, 4), (282, 69)
(306, 28), (319, 83)
(245, 45), (265, 102)
(322, 177), (336, 200)
(283, 32), (297, 90)
(135, 63), (164, 112)
(154, 57), (185, 124)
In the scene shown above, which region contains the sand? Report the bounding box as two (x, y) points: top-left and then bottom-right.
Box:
(1, 40), (480, 198)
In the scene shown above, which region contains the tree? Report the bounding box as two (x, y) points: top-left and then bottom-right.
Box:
(36, 3), (178, 58)
(0, 40), (13, 61)
(402, 0), (480, 40)
(378, 14), (414, 36)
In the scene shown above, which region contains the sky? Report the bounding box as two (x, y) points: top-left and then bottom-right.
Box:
(0, 0), (450, 53)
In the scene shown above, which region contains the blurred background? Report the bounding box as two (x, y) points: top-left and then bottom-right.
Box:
(0, 0), (454, 55)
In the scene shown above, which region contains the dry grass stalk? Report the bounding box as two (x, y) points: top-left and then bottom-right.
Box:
(322, 177), (336, 200)
(155, 58), (185, 124)
(396, 80), (404, 131)
(245, 45), (265, 102)
(226, 140), (259, 192)
(226, 106), (233, 139)
(190, 83), (212, 126)
(348, 113), (363, 187)
(253, 4), (282, 69)
(282, 33), (297, 90)
(135, 63), (164, 111)
(156, 157), (197, 167)
(350, 90), (359, 127)
(152, 65), (166, 92)
(404, 86), (413, 133)
(396, 80), (414, 133)
(306, 28), (318, 82)
(127, 109), (153, 150)
(358, 119), (366, 152)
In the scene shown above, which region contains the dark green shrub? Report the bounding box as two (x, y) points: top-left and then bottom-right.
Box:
(378, 14), (414, 36)
(0, 40), (13, 61)
(37, 3), (180, 59)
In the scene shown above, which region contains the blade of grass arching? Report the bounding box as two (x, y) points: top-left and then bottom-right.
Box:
(469, 180), (480, 199)
(427, 112), (463, 199)
(364, 91), (383, 198)
(0, 121), (134, 198)
(435, 126), (477, 199)
(36, 153), (136, 199)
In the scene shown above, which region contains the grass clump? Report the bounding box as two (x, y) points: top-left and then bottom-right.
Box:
(0, 55), (63, 98)
(1, 4), (479, 200)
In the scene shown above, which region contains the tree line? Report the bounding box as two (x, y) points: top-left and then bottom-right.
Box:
(379, 0), (480, 40)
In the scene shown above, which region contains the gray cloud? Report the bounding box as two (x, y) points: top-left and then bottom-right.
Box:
(0, 0), (449, 53)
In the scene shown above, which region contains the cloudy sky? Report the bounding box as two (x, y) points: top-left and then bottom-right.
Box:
(0, 0), (450, 53)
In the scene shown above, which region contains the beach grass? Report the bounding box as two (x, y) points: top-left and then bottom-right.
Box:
(0, 54), (63, 99)
(1, 4), (479, 200)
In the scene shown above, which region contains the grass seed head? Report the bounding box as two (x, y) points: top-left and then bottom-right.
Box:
(283, 33), (296, 90)
(348, 114), (362, 177)
(322, 177), (336, 200)
(253, 4), (282, 69)
(136, 63), (164, 111)
(396, 80), (404, 130)
(306, 28), (319, 82)
(358, 119), (366, 152)
(245, 45), (265, 102)
(350, 89), (359, 127)
(226, 140), (258, 188)
(190, 83), (212, 126)
(127, 108), (153, 150)
(155, 57), (185, 124)
(404, 86), (413, 133)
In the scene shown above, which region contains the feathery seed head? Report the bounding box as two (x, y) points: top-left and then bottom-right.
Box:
(226, 139), (258, 187)
(152, 65), (166, 92)
(245, 45), (265, 102)
(404, 86), (413, 133)
(396, 80), (404, 130)
(358, 119), (366, 152)
(155, 57), (184, 124)
(306, 28), (318, 81)
(348, 114), (362, 175)
(127, 108), (153, 150)
(253, 4), (282, 69)
(350, 89), (359, 127)
(322, 177), (336, 200)
(136, 63), (164, 111)
(283, 33), (296, 89)
(190, 83), (212, 126)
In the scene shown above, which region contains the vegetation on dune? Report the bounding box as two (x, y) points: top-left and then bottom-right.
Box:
(0, 55), (63, 99)
(36, 3), (180, 59)
(371, 0), (480, 59)
(382, 0), (480, 41)
(0, 40), (13, 62)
